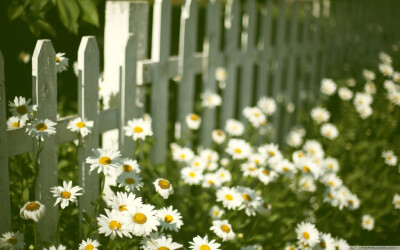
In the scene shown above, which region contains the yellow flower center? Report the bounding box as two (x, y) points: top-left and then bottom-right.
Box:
(303, 166), (310, 173)
(158, 179), (171, 189)
(213, 210), (219, 216)
(216, 131), (223, 136)
(397, 201), (400, 205)
(268, 151), (275, 156)
(225, 194), (233, 201)
(200, 245), (211, 250)
(158, 247), (169, 250)
(119, 205), (127, 212)
(190, 114), (199, 121)
(76, 122), (86, 128)
(208, 180), (215, 185)
(234, 148), (242, 154)
(366, 220), (370, 225)
(125, 178), (135, 184)
(122, 164), (132, 172)
(320, 242), (326, 248)
(56, 57), (60, 62)
(194, 162), (200, 166)
(133, 213), (147, 224)
(328, 181), (334, 187)
(99, 156), (111, 165)
(263, 170), (270, 175)
(35, 123), (47, 131)
(220, 225), (230, 233)
(7, 237), (17, 245)
(254, 112), (260, 117)
(283, 167), (289, 172)
(109, 220), (121, 230)
(85, 244), (94, 250)
(249, 167), (256, 171)
(25, 202), (40, 211)
(303, 232), (310, 239)
(134, 126), (143, 133)
(255, 159), (260, 164)
(12, 122), (19, 127)
(61, 191), (71, 199)
(16, 105), (27, 114)
(243, 194), (252, 201)
(189, 172), (196, 177)
(180, 154), (186, 159)
(263, 202), (269, 208)
(164, 215), (174, 223)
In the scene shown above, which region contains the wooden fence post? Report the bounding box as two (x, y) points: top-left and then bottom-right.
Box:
(151, 0), (171, 165)
(77, 36), (100, 233)
(119, 34), (137, 158)
(32, 40), (58, 245)
(201, 0), (222, 147)
(177, 0), (198, 140)
(0, 51), (11, 235)
(220, 0), (240, 125)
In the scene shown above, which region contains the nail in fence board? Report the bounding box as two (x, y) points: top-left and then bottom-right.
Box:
(32, 40), (58, 245)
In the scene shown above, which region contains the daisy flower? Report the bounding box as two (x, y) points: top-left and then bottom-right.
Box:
(284, 244), (297, 250)
(392, 194), (400, 209)
(190, 156), (207, 171)
(9, 96), (37, 122)
(186, 113), (202, 130)
(257, 97), (276, 115)
(241, 162), (259, 177)
(295, 222), (320, 247)
(216, 186), (243, 210)
(379, 63), (393, 76)
(241, 245), (263, 250)
(215, 168), (232, 183)
(382, 150), (397, 166)
(392, 72), (400, 83)
(363, 69), (375, 81)
(364, 81), (376, 95)
(181, 167), (203, 185)
(215, 67), (227, 82)
(20, 201), (45, 222)
(25, 119), (57, 141)
(86, 148), (122, 175)
(248, 153), (267, 166)
(97, 209), (131, 239)
(257, 200), (272, 215)
(379, 51), (392, 65)
(152, 236), (183, 250)
(43, 245), (66, 250)
(18, 51), (31, 64)
(120, 158), (141, 174)
(297, 158), (320, 179)
(320, 78), (337, 96)
(333, 238), (350, 250)
(212, 129), (226, 144)
(353, 92), (373, 107)
(258, 143), (281, 159)
(79, 238), (100, 250)
(117, 171), (144, 192)
(67, 117), (94, 137)
(322, 173), (343, 189)
(243, 106), (266, 128)
(0, 231), (25, 250)
(108, 192), (143, 213)
(338, 87), (353, 101)
(388, 91), (400, 106)
(299, 176), (316, 192)
(172, 147), (195, 162)
(303, 140), (324, 159)
(7, 116), (25, 129)
(50, 181), (83, 209)
(320, 123), (339, 139)
(209, 206), (225, 219)
(124, 118), (153, 141)
(127, 204), (160, 236)
(225, 119), (245, 136)
(310, 107), (330, 124)
(225, 138), (251, 160)
(324, 157), (339, 172)
(286, 131), (303, 148)
(200, 148), (219, 162)
(157, 206), (183, 232)
(316, 233), (335, 250)
(202, 173), (222, 188)
(237, 186), (263, 216)
(189, 235), (221, 250)
(361, 214), (374, 231)
(258, 168), (278, 185)
(154, 178), (174, 199)
(201, 91), (222, 108)
(140, 232), (164, 249)
(56, 52), (69, 73)
(274, 159), (296, 175)
(210, 220), (235, 242)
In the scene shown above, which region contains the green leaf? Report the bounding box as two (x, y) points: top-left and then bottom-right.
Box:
(8, 5), (24, 20)
(56, 0), (80, 34)
(22, 187), (29, 202)
(82, 211), (91, 223)
(37, 19), (56, 37)
(76, 0), (99, 27)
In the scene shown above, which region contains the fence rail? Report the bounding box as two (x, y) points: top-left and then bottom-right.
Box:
(0, 0), (327, 244)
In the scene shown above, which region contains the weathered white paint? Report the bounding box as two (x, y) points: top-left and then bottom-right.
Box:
(77, 36), (100, 230)
(0, 51), (11, 235)
(32, 40), (58, 245)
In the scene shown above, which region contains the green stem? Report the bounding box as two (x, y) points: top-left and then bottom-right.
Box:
(107, 238), (114, 249)
(56, 209), (63, 246)
(85, 173), (106, 238)
(33, 222), (37, 249)
(32, 140), (43, 199)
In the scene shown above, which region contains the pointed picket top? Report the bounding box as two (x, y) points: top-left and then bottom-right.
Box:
(77, 36), (100, 232)
(32, 39), (58, 246)
(0, 50), (11, 235)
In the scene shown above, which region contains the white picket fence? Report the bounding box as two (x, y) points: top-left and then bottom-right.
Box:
(0, 0), (327, 245)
